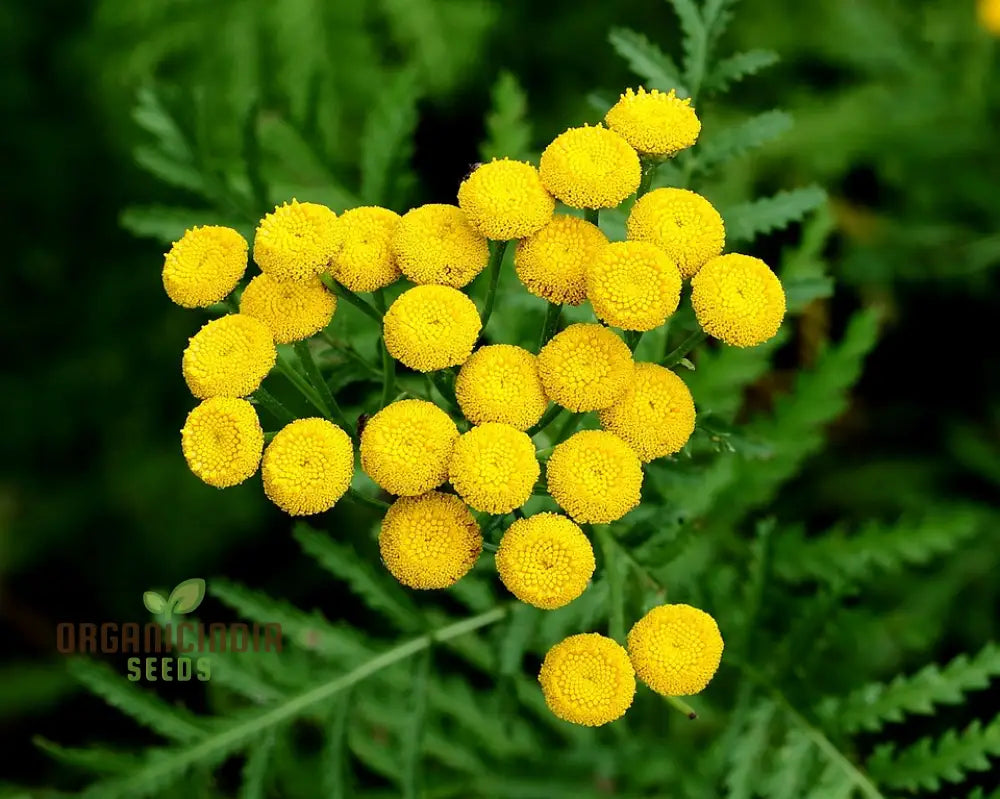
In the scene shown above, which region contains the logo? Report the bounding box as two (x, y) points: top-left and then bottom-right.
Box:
(142, 577), (205, 617)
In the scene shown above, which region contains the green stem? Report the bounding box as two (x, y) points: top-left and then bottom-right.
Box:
(253, 387), (296, 426)
(319, 332), (382, 379)
(553, 411), (582, 443)
(584, 208), (600, 226)
(321, 275), (382, 323)
(346, 487), (390, 512)
(275, 353), (330, 419)
(294, 341), (355, 437)
(528, 405), (564, 438)
(480, 240), (509, 335)
(624, 330), (644, 352)
(374, 290), (395, 409)
(666, 696), (698, 720)
(596, 525), (625, 644)
(428, 371), (461, 414)
(663, 329), (708, 368)
(637, 161), (658, 198)
(538, 302), (562, 350)
(402, 649), (431, 799)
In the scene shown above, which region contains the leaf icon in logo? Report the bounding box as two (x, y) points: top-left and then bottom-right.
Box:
(143, 591), (168, 614)
(168, 578), (206, 615)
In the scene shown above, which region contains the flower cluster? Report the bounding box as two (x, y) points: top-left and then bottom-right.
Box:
(161, 84), (782, 724)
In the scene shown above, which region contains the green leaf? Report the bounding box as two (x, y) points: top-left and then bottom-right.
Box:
(480, 71), (532, 162)
(142, 591), (167, 615)
(724, 700), (776, 799)
(723, 186), (828, 243)
(669, 0), (708, 96)
(607, 28), (688, 97)
(697, 110), (793, 171)
(360, 69), (421, 208)
(120, 206), (249, 245)
(761, 729), (815, 799)
(238, 729), (275, 799)
(402, 650), (432, 799)
(168, 578), (206, 615)
(707, 49), (780, 93)
(322, 694), (353, 799)
(34, 737), (140, 775)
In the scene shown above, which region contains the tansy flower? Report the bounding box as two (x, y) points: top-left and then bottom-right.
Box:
(182, 314), (276, 399)
(587, 241), (682, 332)
(599, 363), (695, 462)
(514, 215), (608, 306)
(360, 399), (459, 496)
(163, 226), (247, 309)
(383, 285), (481, 372)
(979, 0), (1000, 35)
(691, 254), (786, 347)
(546, 430), (643, 524)
(605, 87), (701, 157)
(495, 513), (595, 609)
(379, 491), (482, 589)
(393, 204), (489, 288)
(457, 158), (555, 240)
(261, 418), (354, 516)
(536, 324), (633, 412)
(454, 345), (548, 431)
(448, 423), (539, 514)
(539, 125), (641, 209)
(538, 633), (635, 726)
(328, 206), (401, 292)
(239, 273), (336, 344)
(180, 398), (263, 488)
(626, 188), (725, 279)
(253, 200), (339, 282)
(627, 604), (724, 696)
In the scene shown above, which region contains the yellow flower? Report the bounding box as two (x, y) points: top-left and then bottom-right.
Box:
(253, 200), (339, 283)
(536, 323), (633, 412)
(599, 363), (695, 462)
(546, 430), (643, 524)
(457, 158), (555, 240)
(180, 398), (263, 488)
(360, 399), (459, 496)
(382, 285), (482, 372)
(627, 604), (724, 696)
(514, 215), (608, 306)
(393, 204), (490, 288)
(538, 633), (635, 726)
(604, 87), (701, 157)
(379, 491), (482, 589)
(454, 345), (548, 431)
(328, 206), (401, 292)
(448, 423), (539, 514)
(980, 0), (1000, 35)
(182, 314), (276, 399)
(238, 273), (336, 344)
(691, 254), (786, 347)
(163, 226), (247, 309)
(626, 188), (725, 279)
(539, 125), (641, 209)
(261, 418), (354, 516)
(495, 513), (595, 609)
(587, 241), (682, 332)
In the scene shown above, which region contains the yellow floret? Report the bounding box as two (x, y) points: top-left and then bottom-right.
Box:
(379, 491), (482, 589)
(691, 254), (786, 347)
(538, 633), (635, 726)
(360, 399), (459, 496)
(181, 314), (276, 399)
(382, 285), (482, 372)
(393, 204), (490, 288)
(546, 430), (643, 524)
(261, 418), (354, 516)
(536, 324), (633, 412)
(454, 345), (548, 431)
(514, 215), (608, 306)
(448, 423), (539, 514)
(627, 604), (724, 696)
(599, 363), (695, 462)
(180, 398), (263, 488)
(328, 206), (401, 292)
(604, 87), (701, 157)
(587, 241), (682, 331)
(239, 273), (336, 344)
(626, 188), (725, 279)
(539, 125), (641, 209)
(253, 199), (339, 282)
(980, 0), (1000, 35)
(457, 158), (555, 240)
(163, 226), (248, 309)
(495, 513), (595, 609)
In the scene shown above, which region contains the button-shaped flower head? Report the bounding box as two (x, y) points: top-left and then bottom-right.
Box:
(605, 87), (701, 157)
(253, 200), (339, 282)
(360, 399), (459, 497)
(163, 226), (248, 309)
(261, 418), (354, 516)
(239, 273), (336, 344)
(454, 345), (548, 431)
(691, 254), (785, 347)
(448, 423), (539, 514)
(587, 241), (682, 332)
(546, 430), (643, 524)
(329, 206), (402, 293)
(626, 188), (725, 279)
(495, 513), (595, 609)
(379, 491), (482, 589)
(537, 323), (633, 412)
(539, 633), (636, 726)
(598, 363), (695, 462)
(458, 158), (555, 240)
(382, 285), (482, 372)
(514, 215), (608, 306)
(181, 398), (264, 488)
(392, 204), (490, 288)
(540, 125), (641, 209)
(182, 314), (276, 399)
(627, 604), (724, 696)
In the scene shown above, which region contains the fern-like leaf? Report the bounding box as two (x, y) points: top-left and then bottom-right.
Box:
(607, 28), (688, 96)
(238, 729), (275, 799)
(761, 729), (815, 799)
(724, 700), (776, 799)
(723, 185), (828, 242)
(120, 205), (248, 244)
(360, 68), (420, 208)
(480, 71), (532, 162)
(670, 0), (708, 94)
(33, 737), (140, 775)
(697, 110), (793, 171)
(707, 49), (780, 93)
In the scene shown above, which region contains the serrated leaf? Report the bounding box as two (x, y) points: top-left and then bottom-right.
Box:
(724, 700), (776, 799)
(168, 578), (205, 615)
(480, 71), (532, 162)
(761, 729), (815, 799)
(608, 28), (688, 97)
(707, 49), (779, 93)
(34, 737), (140, 775)
(669, 0), (708, 96)
(360, 68), (421, 208)
(697, 110), (793, 171)
(723, 186), (828, 242)
(238, 729), (275, 799)
(120, 206), (249, 245)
